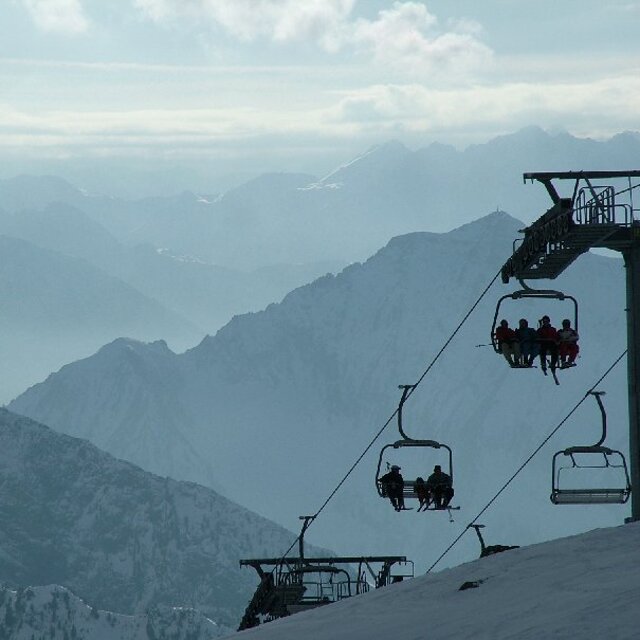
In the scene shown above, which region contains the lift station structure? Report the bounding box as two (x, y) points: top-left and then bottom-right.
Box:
(237, 516), (413, 631)
(500, 170), (640, 521)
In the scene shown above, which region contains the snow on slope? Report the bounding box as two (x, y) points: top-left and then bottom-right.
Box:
(231, 522), (640, 640)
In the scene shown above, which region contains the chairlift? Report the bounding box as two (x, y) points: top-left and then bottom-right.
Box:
(375, 385), (456, 512)
(491, 278), (578, 355)
(550, 391), (631, 505)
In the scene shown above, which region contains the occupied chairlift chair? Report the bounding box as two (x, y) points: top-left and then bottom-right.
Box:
(551, 391), (631, 505)
(375, 385), (455, 511)
(491, 278), (578, 361)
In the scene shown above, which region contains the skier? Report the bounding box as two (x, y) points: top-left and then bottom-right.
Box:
(494, 319), (521, 367)
(558, 318), (579, 367)
(425, 465), (454, 509)
(415, 476), (431, 511)
(514, 318), (539, 367)
(537, 315), (559, 374)
(379, 465), (406, 511)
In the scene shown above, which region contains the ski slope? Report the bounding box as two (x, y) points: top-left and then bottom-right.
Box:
(231, 522), (640, 639)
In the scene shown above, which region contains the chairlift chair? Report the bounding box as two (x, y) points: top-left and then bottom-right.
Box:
(491, 278), (578, 356)
(550, 391), (631, 505)
(375, 385), (455, 510)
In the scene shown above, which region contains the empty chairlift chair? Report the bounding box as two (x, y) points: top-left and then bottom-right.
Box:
(550, 391), (631, 505)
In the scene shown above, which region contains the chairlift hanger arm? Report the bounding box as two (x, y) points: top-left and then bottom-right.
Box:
(589, 391), (607, 448)
(397, 384), (416, 440)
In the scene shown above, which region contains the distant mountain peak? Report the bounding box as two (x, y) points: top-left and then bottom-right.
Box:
(319, 140), (410, 183)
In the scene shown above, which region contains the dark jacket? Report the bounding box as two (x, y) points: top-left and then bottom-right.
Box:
(537, 325), (558, 343)
(426, 470), (452, 489)
(515, 326), (537, 344)
(380, 470), (404, 491)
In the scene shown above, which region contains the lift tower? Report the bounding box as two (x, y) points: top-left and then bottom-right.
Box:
(500, 170), (640, 522)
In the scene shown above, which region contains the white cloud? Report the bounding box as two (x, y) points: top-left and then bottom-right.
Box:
(132, 1), (491, 72)
(327, 75), (640, 137)
(133, 0), (355, 46)
(2, 72), (640, 155)
(21, 0), (90, 33)
(352, 4), (491, 73)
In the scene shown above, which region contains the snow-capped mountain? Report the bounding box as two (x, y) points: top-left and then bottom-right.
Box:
(0, 585), (229, 640)
(10, 212), (631, 572)
(229, 522), (640, 640)
(0, 409), (326, 629)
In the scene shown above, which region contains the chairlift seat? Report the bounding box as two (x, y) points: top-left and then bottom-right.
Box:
(378, 479), (455, 507)
(551, 488), (630, 505)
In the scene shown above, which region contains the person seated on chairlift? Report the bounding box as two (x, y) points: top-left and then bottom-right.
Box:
(379, 465), (406, 512)
(537, 315), (559, 374)
(514, 318), (539, 367)
(494, 319), (521, 367)
(557, 318), (579, 368)
(426, 465), (454, 509)
(415, 476), (431, 511)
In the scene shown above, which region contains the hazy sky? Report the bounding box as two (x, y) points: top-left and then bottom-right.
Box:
(2, 1), (640, 193)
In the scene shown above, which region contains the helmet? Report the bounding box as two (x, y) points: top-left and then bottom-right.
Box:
(434, 465), (442, 472)
(541, 315), (550, 323)
(391, 465), (401, 471)
(562, 319), (571, 327)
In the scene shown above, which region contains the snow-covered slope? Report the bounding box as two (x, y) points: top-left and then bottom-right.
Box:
(0, 585), (229, 640)
(10, 212), (631, 572)
(230, 522), (640, 640)
(0, 409), (326, 629)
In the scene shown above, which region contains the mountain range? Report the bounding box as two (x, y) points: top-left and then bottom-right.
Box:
(2, 126), (638, 403)
(3, 127), (639, 270)
(0, 409), (326, 630)
(10, 211), (631, 571)
(0, 234), (201, 403)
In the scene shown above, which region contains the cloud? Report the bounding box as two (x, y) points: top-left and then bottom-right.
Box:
(133, 0), (355, 46)
(351, 2), (491, 72)
(327, 75), (640, 138)
(21, 0), (90, 33)
(132, 0), (491, 72)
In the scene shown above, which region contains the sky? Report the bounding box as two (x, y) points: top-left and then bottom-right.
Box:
(2, 1), (640, 195)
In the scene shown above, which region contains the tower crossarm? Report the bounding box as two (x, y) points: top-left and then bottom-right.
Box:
(501, 170), (640, 283)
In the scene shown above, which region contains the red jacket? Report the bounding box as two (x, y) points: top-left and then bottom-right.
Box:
(495, 326), (516, 344)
